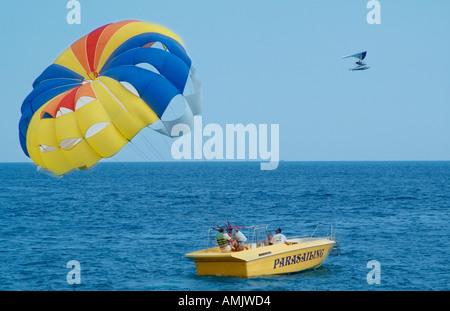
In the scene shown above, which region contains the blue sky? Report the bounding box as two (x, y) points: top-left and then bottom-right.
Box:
(1, 0), (449, 163)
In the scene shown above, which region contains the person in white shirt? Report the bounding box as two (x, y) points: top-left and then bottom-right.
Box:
(271, 228), (287, 245)
(228, 227), (248, 251)
(233, 228), (247, 246)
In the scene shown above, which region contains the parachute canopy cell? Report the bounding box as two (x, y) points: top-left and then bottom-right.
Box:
(18, 20), (201, 176)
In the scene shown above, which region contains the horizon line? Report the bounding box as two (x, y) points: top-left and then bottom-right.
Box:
(1, 159), (449, 164)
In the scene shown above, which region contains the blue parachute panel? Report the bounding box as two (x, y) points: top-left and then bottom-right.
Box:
(102, 65), (181, 118)
(101, 47), (190, 93)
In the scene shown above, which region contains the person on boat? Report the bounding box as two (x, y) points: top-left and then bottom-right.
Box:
(272, 228), (287, 245)
(215, 228), (232, 252)
(259, 232), (273, 246)
(229, 227), (248, 251)
(267, 233), (274, 245)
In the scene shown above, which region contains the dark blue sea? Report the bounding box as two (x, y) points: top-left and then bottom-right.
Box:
(0, 161), (448, 291)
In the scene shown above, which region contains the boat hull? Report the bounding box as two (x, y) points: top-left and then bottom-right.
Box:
(185, 238), (335, 278)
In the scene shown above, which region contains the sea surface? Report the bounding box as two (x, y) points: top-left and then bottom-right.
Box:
(0, 161), (448, 291)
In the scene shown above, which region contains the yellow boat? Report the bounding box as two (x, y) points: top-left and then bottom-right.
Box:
(185, 225), (338, 278)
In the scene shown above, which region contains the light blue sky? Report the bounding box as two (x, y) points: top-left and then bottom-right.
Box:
(1, 0), (449, 163)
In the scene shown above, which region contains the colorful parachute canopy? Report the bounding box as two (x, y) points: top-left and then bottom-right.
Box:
(19, 20), (202, 176)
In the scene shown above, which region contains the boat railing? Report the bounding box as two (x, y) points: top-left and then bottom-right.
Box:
(310, 224), (335, 239)
(249, 225), (270, 248)
(305, 224), (341, 256)
(287, 224), (336, 241)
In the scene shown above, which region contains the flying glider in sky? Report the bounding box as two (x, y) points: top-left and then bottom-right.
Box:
(342, 51), (370, 71)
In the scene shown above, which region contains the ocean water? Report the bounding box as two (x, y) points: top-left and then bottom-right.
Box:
(0, 161), (448, 291)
